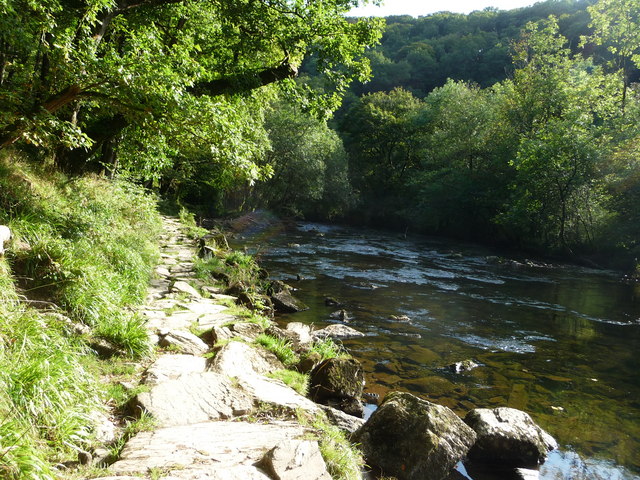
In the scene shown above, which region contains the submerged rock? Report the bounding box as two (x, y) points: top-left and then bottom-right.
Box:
(329, 309), (350, 321)
(353, 392), (477, 480)
(464, 407), (558, 467)
(448, 359), (480, 373)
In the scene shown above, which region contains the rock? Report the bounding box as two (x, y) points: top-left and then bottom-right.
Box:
(271, 291), (309, 313)
(181, 300), (228, 315)
(142, 354), (207, 385)
(232, 322), (265, 341)
(329, 309), (350, 321)
(353, 391), (477, 480)
(155, 266), (171, 278)
(325, 396), (365, 418)
(309, 358), (365, 415)
(107, 420), (305, 479)
(266, 325), (299, 345)
(78, 450), (92, 465)
(208, 341), (283, 378)
(448, 359), (480, 373)
(324, 297), (342, 307)
(261, 440), (332, 480)
(200, 325), (234, 346)
(464, 407), (558, 467)
(90, 411), (117, 444)
(389, 314), (411, 322)
(135, 372), (254, 426)
(319, 405), (366, 434)
(297, 351), (322, 373)
(171, 280), (201, 298)
(89, 338), (126, 359)
(239, 372), (319, 413)
(285, 322), (313, 345)
(91, 447), (114, 467)
(158, 330), (209, 355)
(312, 324), (365, 340)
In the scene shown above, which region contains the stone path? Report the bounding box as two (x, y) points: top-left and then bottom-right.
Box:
(94, 216), (350, 480)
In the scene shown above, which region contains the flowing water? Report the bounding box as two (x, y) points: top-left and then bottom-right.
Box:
(232, 221), (640, 479)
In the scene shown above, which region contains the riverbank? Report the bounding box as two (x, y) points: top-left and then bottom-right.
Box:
(78, 214), (368, 480)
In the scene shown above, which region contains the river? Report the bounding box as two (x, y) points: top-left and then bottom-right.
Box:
(232, 220), (640, 480)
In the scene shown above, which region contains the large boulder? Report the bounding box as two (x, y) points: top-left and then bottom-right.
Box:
(309, 358), (365, 416)
(353, 392), (477, 480)
(464, 407), (557, 467)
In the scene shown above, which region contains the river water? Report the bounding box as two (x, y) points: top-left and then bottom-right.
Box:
(232, 221), (640, 480)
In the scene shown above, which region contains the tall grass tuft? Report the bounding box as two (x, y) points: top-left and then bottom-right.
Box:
(0, 150), (163, 477)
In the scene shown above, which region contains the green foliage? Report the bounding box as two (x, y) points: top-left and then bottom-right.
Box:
(307, 338), (351, 362)
(252, 98), (354, 219)
(0, 306), (101, 480)
(178, 207), (208, 240)
(268, 369), (309, 396)
(1, 155), (161, 331)
(335, 11), (640, 262)
(254, 334), (300, 368)
(347, 0), (596, 98)
(0, 0), (382, 190)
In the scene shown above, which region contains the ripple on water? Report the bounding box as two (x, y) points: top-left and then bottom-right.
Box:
(449, 333), (537, 354)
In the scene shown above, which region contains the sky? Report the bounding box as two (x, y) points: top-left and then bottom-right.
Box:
(349, 0), (540, 17)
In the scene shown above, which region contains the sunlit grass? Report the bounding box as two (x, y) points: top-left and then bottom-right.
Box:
(0, 151), (162, 478)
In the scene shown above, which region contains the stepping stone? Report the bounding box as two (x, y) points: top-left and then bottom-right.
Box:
(180, 301), (228, 316)
(158, 330), (209, 355)
(135, 372), (253, 426)
(105, 421), (308, 479)
(171, 281), (201, 298)
(142, 354), (207, 386)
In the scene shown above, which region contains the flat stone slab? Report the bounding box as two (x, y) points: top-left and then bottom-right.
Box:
(136, 372), (253, 426)
(142, 354), (207, 386)
(209, 341), (283, 377)
(171, 281), (201, 298)
(107, 421), (307, 478)
(158, 330), (209, 355)
(180, 301), (228, 316)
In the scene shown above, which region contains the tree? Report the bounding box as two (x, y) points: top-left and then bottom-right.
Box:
(252, 98), (353, 219)
(0, 0), (383, 180)
(496, 18), (618, 250)
(410, 80), (512, 236)
(584, 0), (640, 111)
(340, 88), (423, 226)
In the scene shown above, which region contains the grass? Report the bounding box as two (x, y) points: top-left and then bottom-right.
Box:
(0, 151), (162, 478)
(268, 369), (309, 396)
(307, 338), (351, 362)
(178, 207), (209, 239)
(254, 334), (300, 368)
(299, 411), (366, 480)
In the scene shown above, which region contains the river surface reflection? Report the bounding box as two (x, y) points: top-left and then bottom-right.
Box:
(232, 221), (640, 479)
